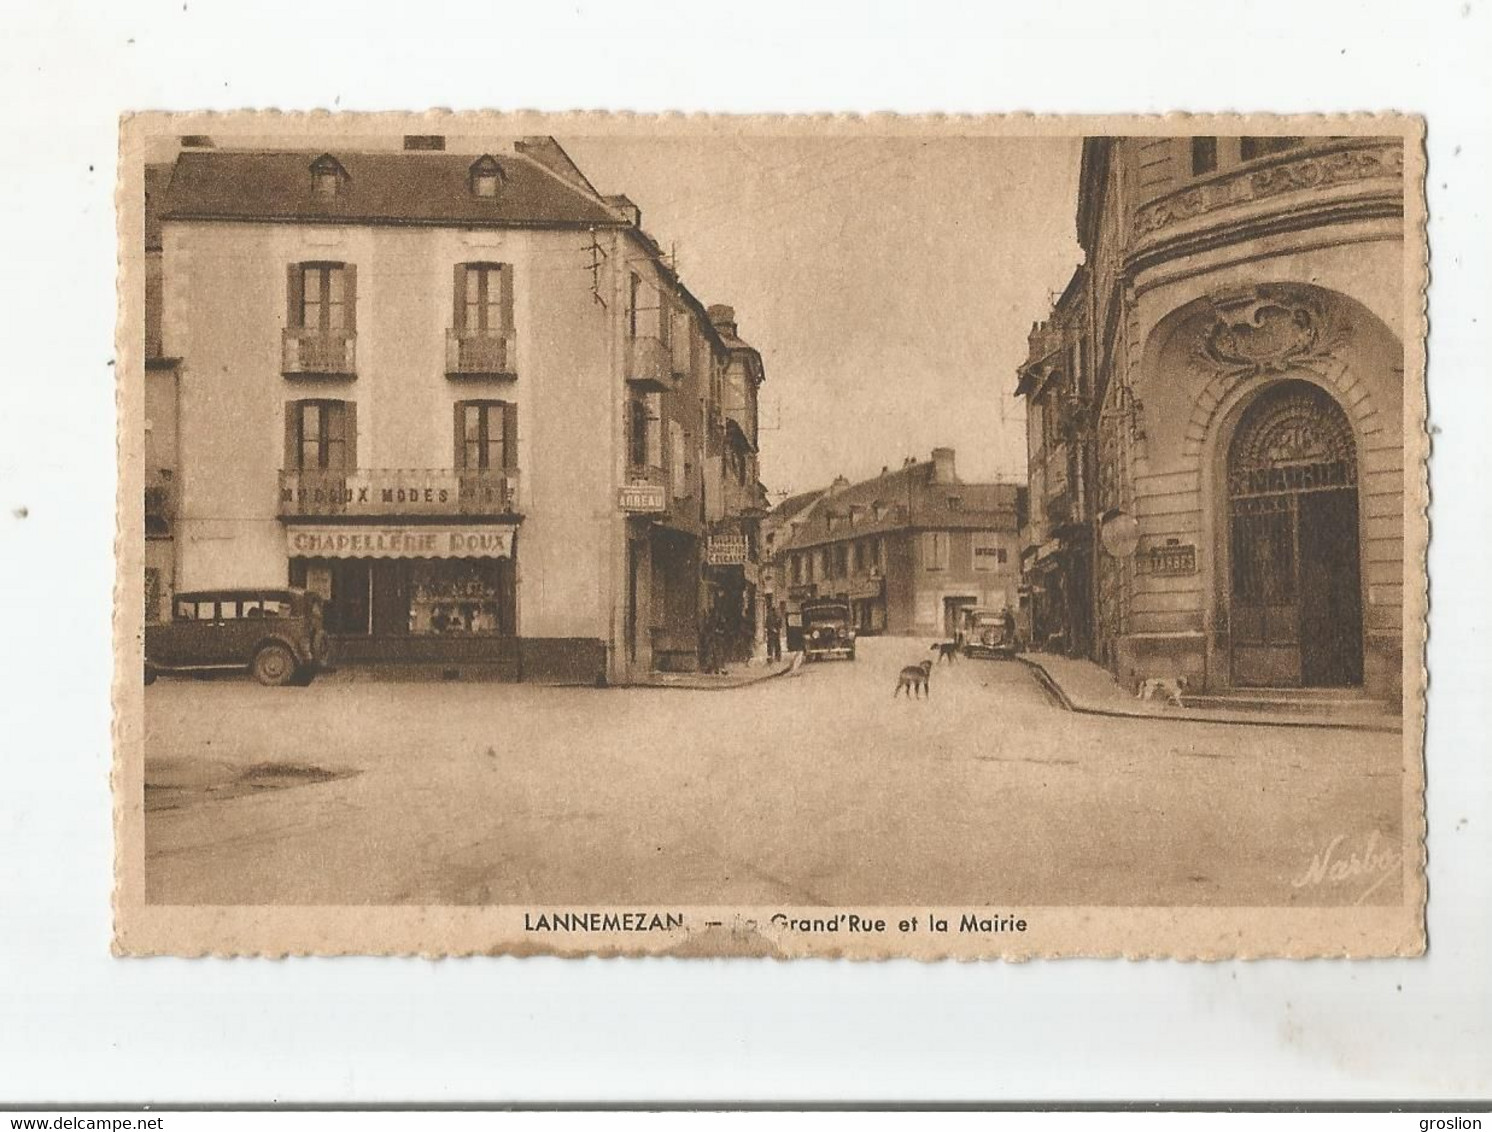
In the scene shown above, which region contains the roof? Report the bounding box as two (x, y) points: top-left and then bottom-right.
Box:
(161, 149), (627, 229)
(775, 461), (1021, 554)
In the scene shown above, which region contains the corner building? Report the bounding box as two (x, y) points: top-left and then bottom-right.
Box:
(1020, 135), (1410, 707)
(156, 136), (764, 684)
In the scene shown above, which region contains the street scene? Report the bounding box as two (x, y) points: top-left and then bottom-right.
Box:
(127, 121), (1418, 930)
(143, 638), (1401, 908)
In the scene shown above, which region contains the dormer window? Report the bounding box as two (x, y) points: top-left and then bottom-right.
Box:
(309, 155), (347, 199)
(469, 155), (506, 199)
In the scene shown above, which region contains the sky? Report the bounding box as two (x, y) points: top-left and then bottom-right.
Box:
(562, 135), (1084, 499)
(145, 130), (1083, 499)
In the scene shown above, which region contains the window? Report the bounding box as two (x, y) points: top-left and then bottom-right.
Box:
(455, 263), (512, 333)
(852, 541), (865, 573)
(973, 533), (1007, 572)
(469, 155), (505, 198)
(833, 544), (849, 578)
(309, 155), (346, 198)
(291, 263), (351, 332)
(455, 401), (515, 470)
(874, 537), (886, 571)
(175, 598), (216, 622)
(1190, 136), (1218, 176)
(923, 531), (950, 571)
(628, 273), (642, 339)
(1240, 136), (1303, 162)
(947, 496), (963, 512)
(286, 400), (353, 471)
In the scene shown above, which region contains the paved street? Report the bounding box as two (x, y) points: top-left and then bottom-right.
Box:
(142, 637), (1404, 908)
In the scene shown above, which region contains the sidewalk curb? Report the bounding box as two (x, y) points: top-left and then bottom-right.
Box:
(1013, 655), (1401, 733)
(624, 655), (798, 691)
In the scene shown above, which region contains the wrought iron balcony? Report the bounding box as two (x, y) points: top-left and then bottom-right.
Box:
(282, 328), (356, 377)
(278, 467), (520, 519)
(626, 335), (675, 392)
(446, 328), (517, 378)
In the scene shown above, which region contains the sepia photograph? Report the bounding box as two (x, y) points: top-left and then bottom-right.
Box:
(114, 114), (1426, 958)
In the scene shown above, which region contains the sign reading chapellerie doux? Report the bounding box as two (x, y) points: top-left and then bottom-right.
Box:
(286, 525), (516, 559)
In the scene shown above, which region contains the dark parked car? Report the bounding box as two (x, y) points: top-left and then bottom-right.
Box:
(145, 588), (331, 686)
(959, 606), (1022, 659)
(800, 598), (856, 661)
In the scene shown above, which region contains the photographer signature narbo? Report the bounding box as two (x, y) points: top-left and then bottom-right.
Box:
(1291, 831), (1402, 904)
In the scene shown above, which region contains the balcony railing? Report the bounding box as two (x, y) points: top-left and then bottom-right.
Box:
(279, 467), (520, 519)
(446, 328), (517, 378)
(626, 335), (675, 393)
(282, 328), (356, 377)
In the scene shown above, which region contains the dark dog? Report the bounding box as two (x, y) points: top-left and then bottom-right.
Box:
(930, 641), (960, 664)
(895, 659), (933, 699)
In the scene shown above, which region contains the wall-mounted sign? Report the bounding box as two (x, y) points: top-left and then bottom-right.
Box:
(619, 483), (668, 513)
(287, 524), (516, 560)
(706, 534), (750, 566)
(1146, 542), (1197, 576)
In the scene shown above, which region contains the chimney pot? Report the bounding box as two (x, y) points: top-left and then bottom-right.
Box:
(931, 447), (957, 484)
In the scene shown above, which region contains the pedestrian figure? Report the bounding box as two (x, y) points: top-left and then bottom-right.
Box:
(765, 605), (782, 662)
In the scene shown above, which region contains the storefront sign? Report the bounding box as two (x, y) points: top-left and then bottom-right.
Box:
(287, 524), (516, 559)
(619, 483), (667, 513)
(706, 534), (750, 566)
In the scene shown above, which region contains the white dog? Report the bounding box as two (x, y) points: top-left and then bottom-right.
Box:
(1136, 676), (1188, 707)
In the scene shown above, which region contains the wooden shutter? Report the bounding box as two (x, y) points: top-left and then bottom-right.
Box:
(283, 402), (300, 469)
(343, 400), (358, 470)
(453, 264), (466, 329)
(287, 265), (304, 328)
(342, 264), (357, 333)
(499, 264), (515, 335)
(453, 401), (468, 469)
(502, 401), (518, 469)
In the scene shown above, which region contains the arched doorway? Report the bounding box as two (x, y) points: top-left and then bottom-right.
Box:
(1226, 380), (1363, 688)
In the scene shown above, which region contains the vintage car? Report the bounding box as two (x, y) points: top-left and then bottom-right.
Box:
(144, 588), (331, 686)
(800, 598), (856, 661)
(960, 606), (1021, 659)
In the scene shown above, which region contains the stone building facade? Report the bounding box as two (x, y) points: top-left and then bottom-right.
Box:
(1019, 135), (1410, 707)
(772, 450), (1024, 639)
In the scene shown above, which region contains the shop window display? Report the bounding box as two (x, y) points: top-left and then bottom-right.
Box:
(409, 560), (505, 635)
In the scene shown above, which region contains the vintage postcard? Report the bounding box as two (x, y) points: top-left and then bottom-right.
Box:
(114, 112), (1427, 958)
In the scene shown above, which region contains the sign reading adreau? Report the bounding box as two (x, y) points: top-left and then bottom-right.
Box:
(287, 524), (516, 559)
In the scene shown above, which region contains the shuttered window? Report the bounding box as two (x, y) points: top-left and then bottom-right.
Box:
(454, 401), (517, 470)
(284, 400), (356, 471)
(923, 531), (950, 571)
(288, 263), (356, 332)
(453, 263), (514, 333)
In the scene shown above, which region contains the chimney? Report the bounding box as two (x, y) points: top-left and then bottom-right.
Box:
(828, 474), (850, 495)
(931, 447), (957, 484)
(880, 465), (889, 477)
(604, 193), (642, 227)
(403, 135), (446, 150)
(707, 304), (738, 338)
(179, 135), (215, 149)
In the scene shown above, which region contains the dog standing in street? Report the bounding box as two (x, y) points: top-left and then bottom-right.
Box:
(930, 641), (959, 664)
(895, 659), (934, 699)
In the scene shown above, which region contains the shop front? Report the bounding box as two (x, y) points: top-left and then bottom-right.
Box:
(285, 522), (520, 674)
(848, 575), (886, 635)
(704, 531), (758, 667)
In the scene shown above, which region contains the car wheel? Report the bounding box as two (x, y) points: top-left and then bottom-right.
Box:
(144, 663), (157, 686)
(251, 643), (298, 687)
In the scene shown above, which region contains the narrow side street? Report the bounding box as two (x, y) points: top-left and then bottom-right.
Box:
(143, 637), (1402, 908)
